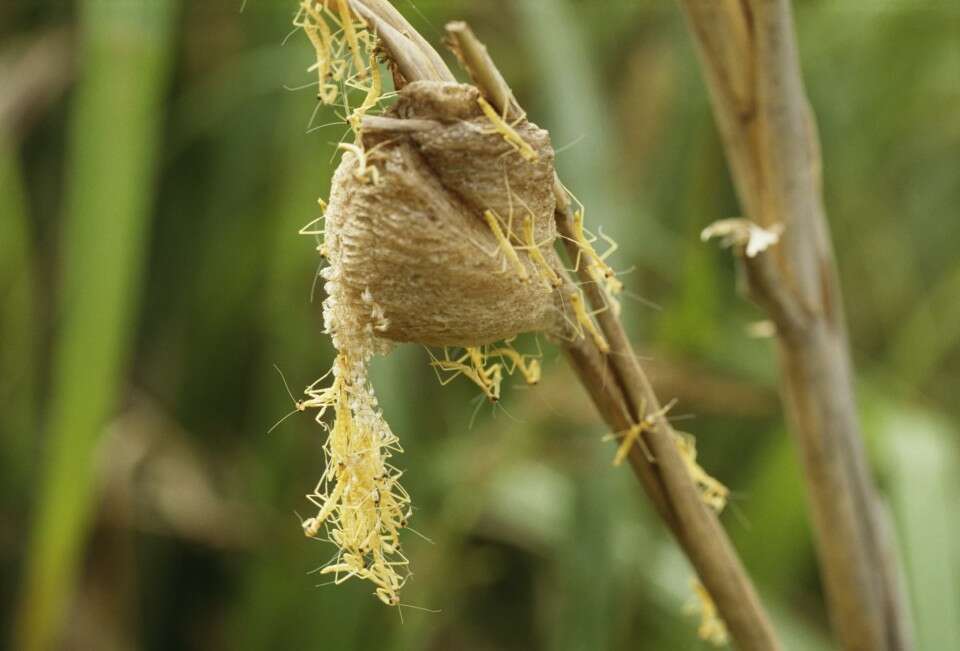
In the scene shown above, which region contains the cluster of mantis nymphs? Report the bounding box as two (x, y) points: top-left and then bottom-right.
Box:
(291, 1), (727, 616)
(291, 354), (410, 606)
(293, 0), (412, 607)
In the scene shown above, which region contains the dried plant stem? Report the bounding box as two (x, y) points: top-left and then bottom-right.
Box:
(678, 1), (912, 650)
(446, 19), (781, 651)
(352, 2), (780, 646)
(558, 209), (779, 651)
(348, 0), (453, 84)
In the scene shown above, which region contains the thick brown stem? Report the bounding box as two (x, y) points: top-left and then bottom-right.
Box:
(678, 1), (912, 649)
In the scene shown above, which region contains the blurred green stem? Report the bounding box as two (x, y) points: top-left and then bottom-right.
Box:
(882, 408), (960, 651)
(0, 140), (37, 503)
(1, 25), (72, 544)
(514, 0), (676, 272)
(15, 2), (177, 649)
(889, 260), (960, 388)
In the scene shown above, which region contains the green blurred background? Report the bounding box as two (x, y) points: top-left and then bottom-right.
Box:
(2, 1), (958, 649)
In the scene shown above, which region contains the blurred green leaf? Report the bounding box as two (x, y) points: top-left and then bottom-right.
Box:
(514, 0), (677, 275)
(15, 2), (178, 649)
(889, 261), (960, 389)
(0, 140), (37, 506)
(879, 404), (960, 651)
(731, 428), (815, 593)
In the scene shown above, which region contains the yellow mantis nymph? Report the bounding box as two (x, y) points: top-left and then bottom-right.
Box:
(297, 2), (333, 99)
(487, 340), (542, 385)
(348, 50), (382, 135)
(337, 142), (381, 184)
(604, 398), (728, 512)
(605, 398), (676, 467)
(335, 0), (366, 78)
(674, 432), (729, 512)
(482, 209), (528, 280)
(517, 213), (561, 289)
(568, 290), (610, 354)
(687, 580), (729, 645)
(429, 347), (503, 403)
(476, 95), (538, 161)
(567, 209), (624, 315)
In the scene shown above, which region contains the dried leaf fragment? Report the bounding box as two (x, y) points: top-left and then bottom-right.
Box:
(701, 218), (784, 258)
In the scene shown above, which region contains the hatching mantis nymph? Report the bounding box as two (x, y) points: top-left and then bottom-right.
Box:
(567, 290), (610, 354)
(429, 347), (503, 402)
(603, 398), (677, 466)
(476, 95), (538, 162)
(483, 209), (528, 280)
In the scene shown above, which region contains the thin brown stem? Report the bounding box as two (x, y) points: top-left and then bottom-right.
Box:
(348, 0), (452, 84)
(446, 21), (524, 120)
(350, 4), (782, 647)
(679, 1), (913, 649)
(445, 18), (781, 651)
(557, 207), (779, 651)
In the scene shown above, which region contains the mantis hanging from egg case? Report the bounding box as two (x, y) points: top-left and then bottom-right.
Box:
(283, 1), (726, 618)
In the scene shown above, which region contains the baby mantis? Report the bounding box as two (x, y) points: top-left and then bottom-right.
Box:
(568, 290), (610, 354)
(483, 209), (528, 280)
(338, 134), (401, 186)
(430, 339), (544, 410)
(295, 0), (385, 132)
(476, 96), (538, 162)
(335, 0), (366, 79)
(348, 50), (381, 135)
(487, 339), (542, 385)
(603, 397), (729, 511)
(687, 580), (729, 645)
(522, 215), (561, 289)
(567, 210), (624, 315)
(429, 347), (503, 402)
(569, 211), (619, 281)
(674, 432), (729, 512)
(303, 480), (344, 538)
(296, 1), (338, 104)
(604, 398), (677, 467)
(474, 167), (562, 289)
(337, 141), (381, 184)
